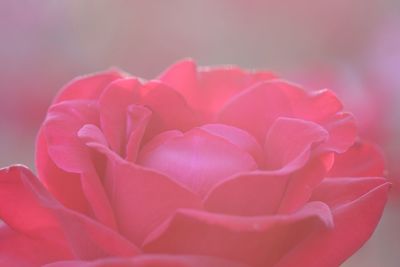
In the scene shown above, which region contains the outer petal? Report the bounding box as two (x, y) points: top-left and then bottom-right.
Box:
(264, 117), (328, 172)
(319, 112), (357, 154)
(0, 166), (139, 262)
(204, 153), (333, 217)
(36, 128), (90, 215)
(157, 59), (198, 109)
(277, 153), (334, 213)
(0, 226), (71, 267)
(40, 100), (116, 229)
(138, 128), (257, 196)
(204, 172), (289, 216)
(311, 177), (388, 208)
(53, 70), (124, 104)
(276, 179), (390, 267)
(286, 87), (356, 153)
(217, 81), (292, 142)
(44, 255), (251, 267)
(158, 59), (276, 115)
(292, 88), (343, 122)
(196, 66), (277, 114)
(328, 140), (386, 177)
(143, 202), (333, 267)
(273, 85), (343, 125)
(42, 100), (99, 173)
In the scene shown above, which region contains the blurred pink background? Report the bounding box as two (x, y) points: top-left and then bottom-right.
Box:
(1, 1), (400, 266)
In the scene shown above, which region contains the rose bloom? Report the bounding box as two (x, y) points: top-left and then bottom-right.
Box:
(0, 60), (389, 267)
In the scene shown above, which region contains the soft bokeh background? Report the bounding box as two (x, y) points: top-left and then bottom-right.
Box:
(1, 1), (399, 266)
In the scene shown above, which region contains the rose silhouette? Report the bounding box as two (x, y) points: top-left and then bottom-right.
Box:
(0, 60), (389, 267)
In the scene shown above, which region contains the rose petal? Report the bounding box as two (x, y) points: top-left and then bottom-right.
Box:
(138, 128), (257, 196)
(319, 112), (357, 154)
(196, 66), (277, 114)
(0, 166), (139, 261)
(311, 177), (388, 208)
(264, 117), (329, 172)
(276, 180), (390, 267)
(79, 128), (202, 246)
(43, 255), (251, 267)
(53, 70), (124, 104)
(36, 128), (90, 215)
(328, 140), (386, 177)
(157, 59), (198, 107)
(283, 87), (356, 154)
(125, 105), (152, 162)
(43, 100), (99, 173)
(277, 153), (334, 213)
(218, 81), (292, 142)
(200, 123), (264, 164)
(204, 172), (289, 216)
(42, 100), (116, 229)
(98, 78), (141, 155)
(143, 202), (333, 267)
(107, 158), (202, 246)
(205, 153), (334, 217)
(272, 85), (343, 124)
(141, 81), (198, 138)
(159, 59), (276, 116)
(0, 226), (71, 267)
(292, 89), (343, 122)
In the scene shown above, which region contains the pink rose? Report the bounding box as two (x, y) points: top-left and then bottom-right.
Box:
(0, 60), (389, 267)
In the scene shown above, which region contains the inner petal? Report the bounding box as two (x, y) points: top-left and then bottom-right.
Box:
(138, 128), (258, 197)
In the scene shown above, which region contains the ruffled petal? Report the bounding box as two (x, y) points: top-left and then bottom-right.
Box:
(42, 100), (99, 173)
(41, 100), (116, 228)
(0, 166), (139, 262)
(158, 59), (276, 115)
(283, 86), (356, 153)
(264, 117), (328, 172)
(319, 112), (357, 154)
(36, 128), (90, 215)
(143, 202), (333, 267)
(291, 89), (343, 122)
(328, 140), (386, 177)
(196, 66), (277, 114)
(54, 70), (124, 104)
(275, 179), (389, 267)
(138, 128), (257, 196)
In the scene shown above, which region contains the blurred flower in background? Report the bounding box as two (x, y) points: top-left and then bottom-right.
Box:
(1, 0), (400, 266)
(363, 15), (400, 188)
